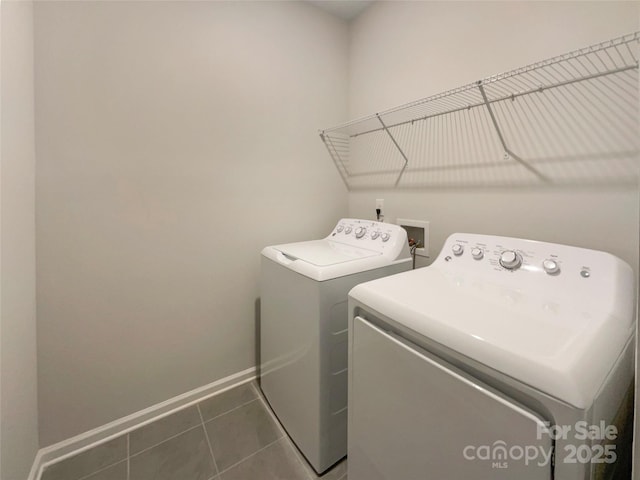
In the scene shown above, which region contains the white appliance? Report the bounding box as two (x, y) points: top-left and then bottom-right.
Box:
(348, 233), (635, 480)
(260, 219), (411, 474)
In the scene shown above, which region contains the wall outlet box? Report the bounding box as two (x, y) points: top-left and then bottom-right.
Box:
(397, 218), (429, 257)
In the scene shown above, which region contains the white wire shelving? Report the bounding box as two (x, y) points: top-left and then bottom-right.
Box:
(320, 32), (640, 189)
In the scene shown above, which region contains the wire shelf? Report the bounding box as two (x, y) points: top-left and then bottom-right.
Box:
(320, 32), (640, 189)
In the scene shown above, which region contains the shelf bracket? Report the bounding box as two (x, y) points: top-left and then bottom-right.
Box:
(376, 114), (409, 187)
(477, 82), (549, 183)
(320, 131), (350, 189)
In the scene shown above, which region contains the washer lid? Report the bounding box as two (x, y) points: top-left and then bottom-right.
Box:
(262, 240), (406, 281)
(275, 240), (381, 267)
(261, 218), (412, 281)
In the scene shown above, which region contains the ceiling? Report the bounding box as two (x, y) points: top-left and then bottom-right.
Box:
(306, 0), (374, 21)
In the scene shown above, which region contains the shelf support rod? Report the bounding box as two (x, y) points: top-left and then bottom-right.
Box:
(320, 131), (350, 189)
(376, 114), (409, 187)
(477, 82), (549, 183)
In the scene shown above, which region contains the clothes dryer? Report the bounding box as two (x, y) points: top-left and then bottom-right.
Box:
(348, 233), (635, 480)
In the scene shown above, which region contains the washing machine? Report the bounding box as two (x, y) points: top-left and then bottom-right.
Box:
(348, 233), (635, 480)
(260, 218), (412, 474)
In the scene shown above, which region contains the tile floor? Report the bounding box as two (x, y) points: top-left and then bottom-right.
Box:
(41, 381), (347, 480)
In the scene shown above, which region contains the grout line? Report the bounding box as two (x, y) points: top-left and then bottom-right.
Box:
(36, 376), (256, 480)
(197, 404), (220, 476)
(282, 438), (317, 480)
(201, 397), (261, 425)
(38, 372), (257, 476)
(35, 374), (257, 480)
(127, 386), (262, 472)
(255, 393), (286, 438)
(74, 459), (127, 480)
(216, 437), (283, 475)
(129, 423), (203, 458)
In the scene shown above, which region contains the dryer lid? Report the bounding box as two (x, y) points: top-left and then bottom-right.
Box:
(349, 233), (636, 410)
(274, 240), (381, 267)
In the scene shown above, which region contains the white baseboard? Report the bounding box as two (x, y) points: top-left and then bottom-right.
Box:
(28, 367), (257, 480)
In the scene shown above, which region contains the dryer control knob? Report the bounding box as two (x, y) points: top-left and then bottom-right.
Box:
(355, 227), (367, 239)
(542, 259), (560, 275)
(345, 227), (353, 234)
(336, 225), (344, 233)
(371, 231), (380, 240)
(499, 250), (522, 270)
(452, 244), (464, 256)
(471, 247), (484, 260)
(381, 233), (391, 242)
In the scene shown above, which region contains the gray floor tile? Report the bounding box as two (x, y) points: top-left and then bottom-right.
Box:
(81, 460), (127, 480)
(205, 398), (282, 472)
(130, 405), (202, 455)
(129, 425), (216, 480)
(219, 438), (310, 480)
(199, 382), (258, 421)
(41, 436), (127, 480)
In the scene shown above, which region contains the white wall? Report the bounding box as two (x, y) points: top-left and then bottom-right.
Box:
(348, 1), (639, 272)
(0, 0), (39, 478)
(34, 0), (348, 445)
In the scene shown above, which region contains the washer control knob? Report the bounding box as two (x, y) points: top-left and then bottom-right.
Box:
(499, 250), (522, 270)
(371, 231), (380, 240)
(345, 227), (353, 234)
(355, 227), (367, 239)
(452, 244), (464, 256)
(336, 225), (344, 233)
(542, 259), (560, 275)
(381, 233), (391, 242)
(471, 247), (484, 260)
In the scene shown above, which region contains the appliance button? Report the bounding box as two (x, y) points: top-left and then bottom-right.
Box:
(452, 244), (464, 256)
(499, 250), (522, 270)
(381, 233), (391, 242)
(355, 227), (367, 239)
(542, 259), (560, 275)
(471, 247), (483, 260)
(336, 225), (344, 233)
(371, 231), (380, 240)
(345, 227), (353, 234)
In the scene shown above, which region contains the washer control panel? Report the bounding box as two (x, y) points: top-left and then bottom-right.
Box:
(438, 233), (623, 280)
(329, 218), (406, 252)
